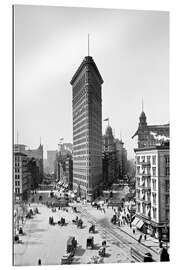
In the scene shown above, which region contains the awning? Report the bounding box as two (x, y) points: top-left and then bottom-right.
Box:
(136, 219), (144, 229)
(132, 217), (140, 226)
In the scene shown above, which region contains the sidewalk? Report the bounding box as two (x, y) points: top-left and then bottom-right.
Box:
(116, 223), (161, 254)
(81, 203), (165, 256)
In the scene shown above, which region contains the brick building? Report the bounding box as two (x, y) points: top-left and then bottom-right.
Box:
(134, 143), (169, 240)
(14, 143), (43, 184)
(14, 152), (31, 202)
(102, 125), (128, 188)
(132, 109), (170, 240)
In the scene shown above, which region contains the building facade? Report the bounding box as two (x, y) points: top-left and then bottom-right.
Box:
(102, 125), (117, 187)
(14, 152), (31, 202)
(71, 56), (103, 200)
(26, 144), (43, 183)
(65, 155), (73, 189)
(14, 143), (43, 184)
(102, 125), (128, 188)
(132, 110), (169, 148)
(47, 150), (57, 173)
(134, 143), (170, 240)
(115, 138), (128, 179)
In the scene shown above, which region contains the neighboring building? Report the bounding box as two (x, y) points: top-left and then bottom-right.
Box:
(43, 158), (50, 174)
(14, 152), (31, 202)
(59, 143), (73, 156)
(102, 125), (117, 187)
(27, 157), (40, 190)
(132, 110), (169, 148)
(55, 151), (65, 182)
(115, 138), (128, 178)
(102, 125), (128, 187)
(71, 56), (103, 201)
(14, 144), (26, 153)
(14, 143), (44, 184)
(103, 125), (116, 152)
(65, 155), (73, 189)
(47, 150), (57, 173)
(134, 142), (170, 240)
(26, 144), (43, 183)
(54, 143), (73, 182)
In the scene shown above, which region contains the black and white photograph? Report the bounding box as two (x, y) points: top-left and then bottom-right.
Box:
(13, 4), (169, 266)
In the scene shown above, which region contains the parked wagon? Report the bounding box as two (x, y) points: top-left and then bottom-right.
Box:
(66, 236), (77, 256)
(86, 236), (94, 249)
(61, 253), (73, 265)
(77, 219), (83, 228)
(111, 215), (117, 224)
(98, 247), (106, 257)
(89, 224), (95, 233)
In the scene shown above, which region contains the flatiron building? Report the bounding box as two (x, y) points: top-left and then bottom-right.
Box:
(70, 56), (103, 201)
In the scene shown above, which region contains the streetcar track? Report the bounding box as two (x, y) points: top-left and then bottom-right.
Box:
(78, 205), (158, 261)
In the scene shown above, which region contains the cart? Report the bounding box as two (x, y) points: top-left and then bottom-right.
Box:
(86, 236), (94, 249)
(66, 236), (77, 255)
(89, 225), (95, 233)
(61, 253), (73, 265)
(98, 247), (106, 257)
(77, 219), (83, 228)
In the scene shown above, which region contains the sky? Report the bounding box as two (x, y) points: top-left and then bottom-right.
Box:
(14, 5), (169, 159)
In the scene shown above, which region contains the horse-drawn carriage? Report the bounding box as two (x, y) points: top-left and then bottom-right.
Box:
(66, 236), (77, 256)
(111, 214), (117, 224)
(86, 236), (94, 249)
(72, 217), (83, 228)
(89, 224), (95, 233)
(98, 247), (106, 257)
(61, 253), (73, 265)
(49, 216), (54, 225)
(58, 217), (66, 226)
(72, 206), (77, 213)
(77, 219), (83, 228)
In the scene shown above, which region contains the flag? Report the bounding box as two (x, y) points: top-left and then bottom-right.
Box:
(104, 118), (109, 121)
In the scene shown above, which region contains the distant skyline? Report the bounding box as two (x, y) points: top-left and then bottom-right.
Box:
(14, 5), (169, 159)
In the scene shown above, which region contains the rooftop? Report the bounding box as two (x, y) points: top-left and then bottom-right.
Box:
(70, 56), (104, 85)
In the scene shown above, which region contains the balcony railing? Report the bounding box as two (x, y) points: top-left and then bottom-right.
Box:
(137, 172), (151, 176)
(143, 185), (151, 190)
(137, 183), (151, 190)
(144, 199), (151, 205)
(140, 161), (151, 167)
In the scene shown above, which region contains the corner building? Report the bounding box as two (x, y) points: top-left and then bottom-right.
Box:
(70, 56), (103, 201)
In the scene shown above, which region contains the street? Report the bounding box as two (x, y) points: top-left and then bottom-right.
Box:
(14, 199), (160, 266)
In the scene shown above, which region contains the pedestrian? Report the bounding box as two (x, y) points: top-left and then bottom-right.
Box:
(129, 222), (132, 228)
(133, 228), (135, 234)
(38, 259), (41, 265)
(160, 247), (170, 262)
(138, 234), (142, 243)
(144, 234), (147, 241)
